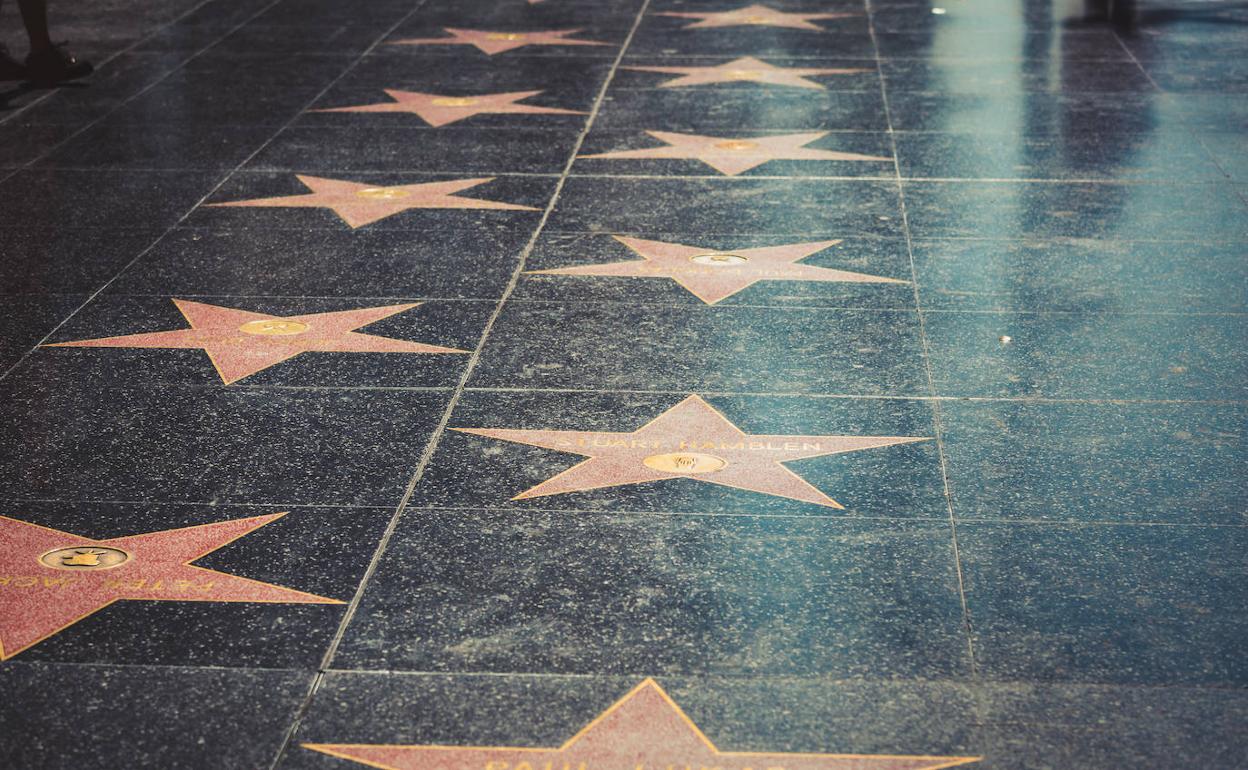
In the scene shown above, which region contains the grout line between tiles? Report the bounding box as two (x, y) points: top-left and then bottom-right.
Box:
(264, 0), (656, 763)
(865, 0), (979, 687)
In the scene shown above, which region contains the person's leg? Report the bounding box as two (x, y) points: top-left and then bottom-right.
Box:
(16, 0), (52, 52)
(17, 0), (91, 84)
(0, 0), (30, 80)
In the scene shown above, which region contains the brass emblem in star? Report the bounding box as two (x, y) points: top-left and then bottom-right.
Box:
(657, 3), (858, 30)
(389, 28), (609, 55)
(47, 299), (467, 385)
(304, 678), (980, 770)
(313, 89), (585, 127)
(454, 395), (928, 508)
(624, 56), (870, 89)
(529, 235), (906, 304)
(209, 175), (536, 228)
(0, 512), (341, 659)
(581, 130), (891, 175)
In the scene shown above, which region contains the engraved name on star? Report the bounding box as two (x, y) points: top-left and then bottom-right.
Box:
(313, 89), (585, 127)
(47, 299), (467, 385)
(209, 175), (536, 228)
(657, 3), (858, 31)
(304, 678), (980, 770)
(529, 235), (906, 304)
(624, 56), (870, 89)
(0, 513), (341, 660)
(389, 28), (609, 55)
(580, 130), (891, 176)
(454, 395), (928, 508)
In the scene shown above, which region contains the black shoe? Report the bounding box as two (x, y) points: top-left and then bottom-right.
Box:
(0, 44), (26, 81)
(25, 43), (93, 85)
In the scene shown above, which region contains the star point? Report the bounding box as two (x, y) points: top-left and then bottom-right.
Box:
(529, 235), (906, 304)
(302, 677), (980, 770)
(389, 27), (609, 55)
(624, 56), (870, 89)
(657, 3), (859, 31)
(0, 512), (340, 660)
(313, 89), (585, 127)
(581, 130), (892, 176)
(455, 395), (928, 508)
(208, 175), (536, 228)
(47, 299), (467, 385)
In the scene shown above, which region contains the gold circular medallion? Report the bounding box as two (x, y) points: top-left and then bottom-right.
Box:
(356, 187), (410, 200)
(691, 252), (748, 266)
(40, 546), (131, 571)
(432, 97), (479, 107)
(487, 32), (524, 40)
(238, 319), (310, 336)
(713, 139), (759, 152)
(643, 452), (728, 474)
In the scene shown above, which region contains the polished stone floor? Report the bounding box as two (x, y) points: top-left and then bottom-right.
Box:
(0, 0), (1246, 768)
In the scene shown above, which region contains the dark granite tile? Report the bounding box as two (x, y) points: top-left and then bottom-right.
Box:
(0, 228), (160, 294)
(1198, 132), (1248, 182)
(129, 21), (246, 54)
(0, 295), (85, 373)
(252, 0), (416, 27)
(546, 176), (905, 238)
(35, 294), (488, 388)
(0, 122), (79, 167)
(959, 522), (1248, 686)
(939, 400), (1247, 526)
(593, 88), (889, 132)
(281, 673), (978, 769)
(0, 168), (222, 229)
(870, 3), (1108, 31)
(1143, 58), (1248, 93)
(885, 91), (1169, 134)
(36, 118), (275, 170)
(209, 23), (388, 56)
(882, 58), (1155, 93)
(192, 170), (554, 230)
(415, 391), (944, 517)
(249, 125), (583, 174)
(972, 683), (1248, 769)
(912, 238), (1248, 313)
(145, 0), (278, 32)
(1122, 26), (1248, 63)
(923, 309), (1247, 401)
(331, 52), (613, 108)
(901, 180), (1248, 240)
(106, 225), (526, 299)
(0, 663), (312, 770)
(874, 29), (1130, 59)
(332, 510), (968, 677)
(108, 56), (355, 126)
(470, 301), (927, 395)
(895, 130), (1226, 182)
(516, 231), (915, 309)
(0, 501), (387, 666)
(0, 378), (448, 506)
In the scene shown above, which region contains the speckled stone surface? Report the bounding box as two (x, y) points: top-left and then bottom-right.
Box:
(1, 0), (1246, 767)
